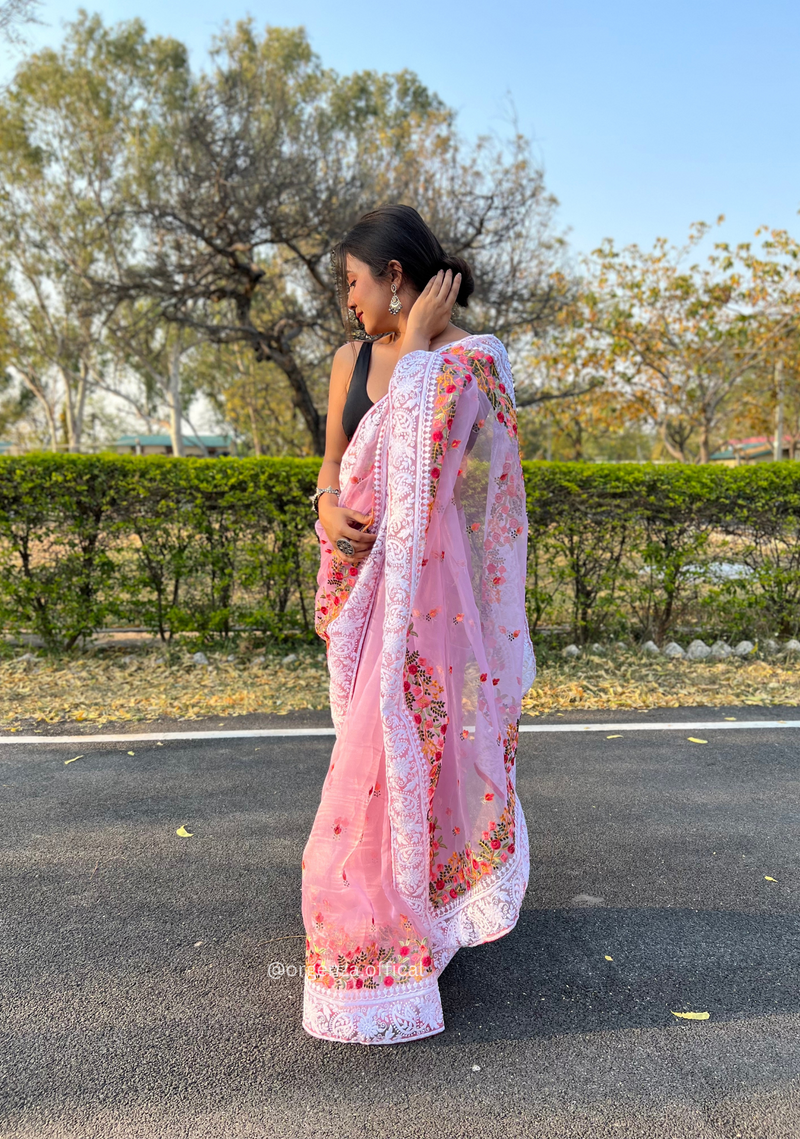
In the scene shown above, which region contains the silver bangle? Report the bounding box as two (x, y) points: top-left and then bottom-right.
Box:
(310, 485), (340, 515)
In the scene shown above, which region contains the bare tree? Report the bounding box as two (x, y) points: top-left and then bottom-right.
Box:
(0, 0), (42, 47)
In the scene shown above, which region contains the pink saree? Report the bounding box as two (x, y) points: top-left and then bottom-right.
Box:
(302, 332), (536, 1045)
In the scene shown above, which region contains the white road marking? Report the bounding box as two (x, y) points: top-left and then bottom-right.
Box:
(1, 719), (799, 744)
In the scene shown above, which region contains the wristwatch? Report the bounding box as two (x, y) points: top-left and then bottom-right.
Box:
(310, 485), (340, 516)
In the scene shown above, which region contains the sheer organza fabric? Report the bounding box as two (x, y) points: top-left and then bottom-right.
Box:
(302, 334), (536, 1045)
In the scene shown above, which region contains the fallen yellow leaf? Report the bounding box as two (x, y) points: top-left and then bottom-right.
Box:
(604, 954), (613, 961)
(765, 876), (776, 882)
(671, 1010), (710, 1020)
(687, 737), (708, 744)
(156, 742), (163, 746)
(64, 755), (83, 765)
(176, 824), (193, 837)
(724, 717), (736, 721)
(606, 734), (622, 739)
(127, 751), (135, 756)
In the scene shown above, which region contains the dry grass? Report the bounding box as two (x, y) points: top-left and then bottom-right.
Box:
(1, 642), (799, 729)
(521, 650), (800, 714)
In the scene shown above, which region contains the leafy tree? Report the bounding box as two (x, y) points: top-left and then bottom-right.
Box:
(0, 11), (190, 449)
(86, 19), (567, 454)
(579, 221), (800, 462)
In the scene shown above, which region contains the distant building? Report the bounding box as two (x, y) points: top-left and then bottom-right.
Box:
(710, 435), (797, 465)
(109, 434), (233, 457)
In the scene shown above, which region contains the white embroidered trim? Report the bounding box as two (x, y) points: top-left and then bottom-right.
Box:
(431, 788), (530, 963)
(302, 973), (445, 1045)
(380, 347), (441, 913)
(300, 795), (529, 1045)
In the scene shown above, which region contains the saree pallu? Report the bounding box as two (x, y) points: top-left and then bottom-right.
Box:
(302, 333), (536, 1045)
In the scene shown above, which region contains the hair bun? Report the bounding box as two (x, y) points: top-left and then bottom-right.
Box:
(439, 255), (475, 308)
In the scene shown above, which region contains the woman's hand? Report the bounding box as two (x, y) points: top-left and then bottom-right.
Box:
(319, 501), (376, 566)
(401, 269), (462, 356)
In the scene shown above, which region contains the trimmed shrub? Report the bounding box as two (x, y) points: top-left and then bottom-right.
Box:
(2, 455), (800, 648)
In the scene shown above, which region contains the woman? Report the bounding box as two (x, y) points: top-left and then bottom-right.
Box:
(302, 204), (536, 1045)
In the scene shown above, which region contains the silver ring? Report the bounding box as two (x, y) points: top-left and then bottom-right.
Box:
(336, 537), (355, 557)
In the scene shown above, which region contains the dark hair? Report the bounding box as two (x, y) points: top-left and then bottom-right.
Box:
(332, 204), (475, 337)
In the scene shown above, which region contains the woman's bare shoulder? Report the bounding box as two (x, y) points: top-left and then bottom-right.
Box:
(329, 340), (365, 391)
(333, 340), (366, 364)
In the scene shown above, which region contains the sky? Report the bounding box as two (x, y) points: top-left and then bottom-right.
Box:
(2, 0), (799, 260)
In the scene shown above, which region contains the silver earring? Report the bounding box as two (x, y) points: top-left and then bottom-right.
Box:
(388, 282), (402, 315)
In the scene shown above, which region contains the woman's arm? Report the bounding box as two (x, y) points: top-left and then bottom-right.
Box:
(316, 343), (376, 564)
(315, 342), (357, 511)
(397, 269), (462, 360)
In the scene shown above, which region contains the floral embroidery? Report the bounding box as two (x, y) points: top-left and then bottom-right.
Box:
(315, 548), (361, 649)
(426, 357), (475, 523)
(485, 455), (525, 554)
(428, 719), (521, 909)
(403, 644), (449, 809)
(305, 912), (436, 990)
(446, 347), (518, 441)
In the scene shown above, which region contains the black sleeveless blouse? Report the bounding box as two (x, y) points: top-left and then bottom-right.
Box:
(341, 340), (374, 442)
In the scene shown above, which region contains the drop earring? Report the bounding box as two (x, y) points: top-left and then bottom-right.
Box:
(388, 282), (402, 315)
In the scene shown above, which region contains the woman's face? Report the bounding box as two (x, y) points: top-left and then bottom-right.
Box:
(345, 254), (398, 337)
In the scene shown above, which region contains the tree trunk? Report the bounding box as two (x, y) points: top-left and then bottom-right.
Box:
(167, 343), (183, 457)
(571, 417), (583, 461)
(19, 370), (59, 450)
(774, 358), (785, 461)
(61, 363), (89, 452)
(258, 338), (325, 455)
(248, 396), (263, 457)
(698, 426), (710, 465)
(658, 420), (688, 463)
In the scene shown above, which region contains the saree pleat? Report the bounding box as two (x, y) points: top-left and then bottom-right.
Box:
(302, 334), (536, 1045)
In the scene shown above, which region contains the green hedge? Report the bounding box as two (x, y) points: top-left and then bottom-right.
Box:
(0, 455), (320, 649)
(1, 454), (800, 649)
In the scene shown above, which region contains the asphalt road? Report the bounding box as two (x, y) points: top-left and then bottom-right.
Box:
(1, 708), (799, 1139)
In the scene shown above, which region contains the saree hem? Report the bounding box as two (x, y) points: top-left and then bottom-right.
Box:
(302, 974), (445, 1045)
(431, 792), (530, 958)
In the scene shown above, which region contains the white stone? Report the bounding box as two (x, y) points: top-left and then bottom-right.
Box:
(686, 639), (711, 661)
(121, 654), (137, 666)
(612, 639), (628, 650)
(784, 639), (800, 653)
(762, 638), (780, 655)
(15, 652), (37, 663)
(709, 640), (732, 659)
(641, 640), (660, 654)
(663, 641), (686, 658)
(282, 653), (298, 665)
(562, 644), (580, 658)
(591, 643), (604, 653)
(226, 653), (237, 662)
(192, 651), (210, 666)
(734, 640), (755, 657)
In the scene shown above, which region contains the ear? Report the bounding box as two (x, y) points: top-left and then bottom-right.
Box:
(386, 259), (403, 289)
